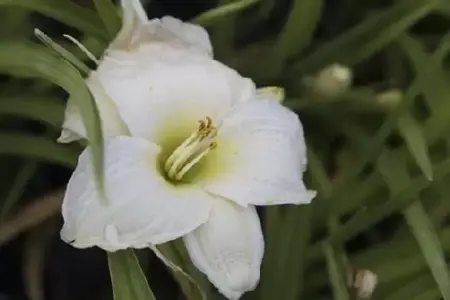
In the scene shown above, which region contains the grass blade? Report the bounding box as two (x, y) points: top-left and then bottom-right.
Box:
(193, 0), (259, 27)
(289, 0), (440, 75)
(273, 0), (323, 71)
(0, 161), (38, 219)
(384, 273), (434, 300)
(108, 250), (156, 300)
(378, 151), (450, 300)
(210, 0), (237, 61)
(34, 29), (90, 75)
(259, 206), (282, 300)
(0, 42), (106, 203)
(404, 203), (450, 300)
(0, 96), (64, 128)
(320, 31), (450, 217)
(399, 33), (450, 143)
(257, 0), (275, 19)
(397, 114), (433, 180)
(323, 242), (350, 300)
(0, 133), (79, 167)
(280, 206), (313, 300)
(307, 154), (450, 261)
(0, 0), (106, 39)
(93, 0), (121, 38)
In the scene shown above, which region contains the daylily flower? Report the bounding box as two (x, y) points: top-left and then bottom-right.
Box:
(59, 0), (316, 299)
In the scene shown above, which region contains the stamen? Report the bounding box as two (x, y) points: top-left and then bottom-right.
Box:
(63, 34), (99, 64)
(174, 143), (216, 180)
(164, 131), (198, 169)
(166, 141), (202, 178)
(164, 117), (217, 181)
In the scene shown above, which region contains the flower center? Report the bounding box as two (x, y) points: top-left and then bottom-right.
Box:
(164, 117), (217, 181)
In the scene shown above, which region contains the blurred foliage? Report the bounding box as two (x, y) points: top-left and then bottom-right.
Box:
(1, 0), (450, 299)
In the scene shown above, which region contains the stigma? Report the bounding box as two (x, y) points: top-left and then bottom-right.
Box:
(164, 117), (217, 181)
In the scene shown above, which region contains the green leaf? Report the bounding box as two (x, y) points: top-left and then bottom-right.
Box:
(193, 0), (259, 27)
(153, 243), (207, 300)
(257, 0), (275, 19)
(309, 227), (450, 295)
(210, 0), (237, 62)
(0, 133), (78, 167)
(412, 288), (440, 300)
(272, 0), (323, 72)
(398, 34), (443, 115)
(378, 151), (450, 300)
(0, 8), (32, 41)
(0, 96), (64, 127)
(385, 273), (435, 300)
(438, 2), (450, 17)
(0, 160), (38, 219)
(108, 250), (156, 300)
(405, 203), (450, 299)
(0, 0), (106, 39)
(397, 114), (433, 180)
(323, 242), (350, 300)
(399, 33), (450, 143)
(320, 31), (450, 216)
(278, 206), (312, 300)
(0, 42), (105, 204)
(307, 153), (450, 260)
(307, 148), (332, 225)
(262, 207), (312, 300)
(258, 206), (282, 299)
(93, 0), (121, 38)
(289, 0), (440, 75)
(34, 29), (90, 75)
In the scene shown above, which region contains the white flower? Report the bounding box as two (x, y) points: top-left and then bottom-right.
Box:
(59, 0), (316, 299)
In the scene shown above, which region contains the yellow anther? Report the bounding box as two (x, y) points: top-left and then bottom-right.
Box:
(198, 120), (206, 131)
(206, 116), (212, 128)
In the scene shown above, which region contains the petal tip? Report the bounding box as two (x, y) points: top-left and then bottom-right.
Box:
(159, 15), (213, 56)
(60, 225), (77, 245)
(306, 190), (318, 202)
(57, 129), (80, 143)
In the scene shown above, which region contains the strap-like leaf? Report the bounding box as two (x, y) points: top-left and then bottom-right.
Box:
(323, 242), (351, 300)
(0, 0), (106, 38)
(0, 42), (105, 204)
(289, 0), (440, 75)
(272, 0), (323, 73)
(378, 151), (450, 300)
(397, 114), (433, 180)
(0, 96), (64, 127)
(193, 0), (259, 26)
(108, 250), (156, 300)
(0, 133), (79, 167)
(93, 0), (121, 38)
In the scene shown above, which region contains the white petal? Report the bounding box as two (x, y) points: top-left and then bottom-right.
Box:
(183, 199), (263, 300)
(61, 136), (212, 252)
(110, 0), (148, 50)
(58, 74), (130, 143)
(122, 0), (148, 22)
(110, 0), (212, 56)
(200, 97), (316, 206)
(159, 16), (212, 56)
(95, 49), (255, 144)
